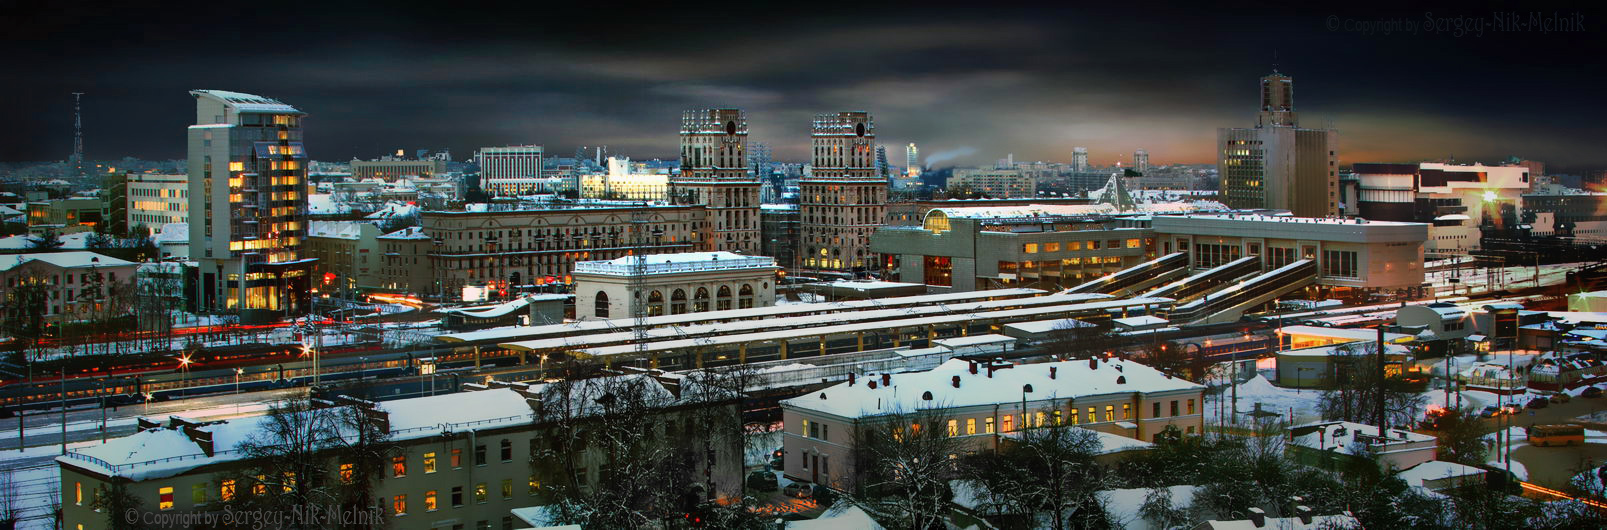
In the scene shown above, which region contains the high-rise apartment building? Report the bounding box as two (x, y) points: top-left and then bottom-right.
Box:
(476, 145), (545, 196)
(801, 111), (885, 272)
(906, 142), (921, 177)
(1217, 72), (1338, 218)
(875, 145), (891, 179)
(186, 90), (313, 321)
(126, 172), (188, 232)
(1072, 147), (1089, 172)
(672, 109), (760, 254)
(1133, 149), (1150, 172)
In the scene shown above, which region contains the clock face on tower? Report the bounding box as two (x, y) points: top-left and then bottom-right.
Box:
(726, 121), (737, 135)
(855, 123), (866, 137)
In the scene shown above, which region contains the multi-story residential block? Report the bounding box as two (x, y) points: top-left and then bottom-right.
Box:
(125, 172), (188, 233)
(801, 112), (885, 272)
(0, 251), (137, 325)
(303, 221), (383, 293)
(579, 157), (669, 201)
(671, 109), (760, 254)
(377, 226), (433, 294)
(779, 357), (1205, 490)
(350, 157), (447, 181)
(948, 168), (1035, 199)
(1352, 162), (1532, 251)
(57, 379), (742, 530)
(186, 90), (313, 322)
(1072, 147), (1090, 172)
(1217, 71), (1339, 218)
(421, 205), (705, 301)
(572, 251), (778, 320)
(26, 197), (104, 234)
(475, 145), (545, 197)
(1133, 148), (1150, 172)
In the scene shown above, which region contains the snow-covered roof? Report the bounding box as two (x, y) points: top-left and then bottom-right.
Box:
(441, 288), (1047, 344)
(153, 222), (188, 243)
(782, 357), (1202, 419)
(365, 202), (419, 220)
(307, 193), (353, 215)
(1203, 513), (1357, 530)
(378, 226), (430, 240)
(0, 231), (94, 250)
(1001, 427), (1154, 455)
(1398, 460), (1486, 490)
(1277, 342), (1410, 358)
(1098, 485), (1198, 529)
(1001, 317), (1098, 336)
(0, 251), (135, 271)
(928, 201), (1224, 221)
(377, 388), (533, 435)
(784, 503), (884, 530)
(820, 279), (925, 292)
(930, 334), (1017, 350)
(1289, 421), (1435, 456)
(308, 220), (374, 240)
(1112, 315), (1169, 328)
(437, 294), (569, 319)
(572, 252), (776, 276)
(191, 89), (302, 114)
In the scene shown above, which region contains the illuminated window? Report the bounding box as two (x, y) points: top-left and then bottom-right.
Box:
(1068, 241), (1082, 250)
(1127, 238), (1142, 248)
(1054, 410), (1063, 425)
(158, 486), (174, 510)
(423, 452), (436, 473)
(801, 419), (810, 437)
(966, 418), (976, 435)
(1023, 243), (1038, 254)
(1045, 242), (1061, 252)
(1188, 399), (1196, 415)
(501, 479), (512, 499)
(228, 161), (244, 172)
(1086, 407), (1096, 424)
(1035, 411), (1045, 427)
(452, 449), (462, 468)
(220, 480), (236, 501)
(340, 463), (354, 484)
(1122, 403), (1131, 420)
(75, 482), (82, 505)
(475, 483), (488, 503)
(425, 490), (437, 511)
(946, 419), (958, 437)
(392, 456), (406, 477)
(252, 475), (267, 496)
(985, 417), (995, 433)
(393, 494), (406, 516)
(1002, 415), (1014, 432)
(529, 476), (541, 495)
(1104, 405), (1114, 422)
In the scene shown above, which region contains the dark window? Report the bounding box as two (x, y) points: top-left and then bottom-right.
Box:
(1170, 400), (1179, 416)
(475, 444), (486, 466)
(500, 439), (512, 462)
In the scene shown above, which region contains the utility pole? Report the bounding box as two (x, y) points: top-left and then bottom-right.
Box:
(1376, 325), (1386, 438)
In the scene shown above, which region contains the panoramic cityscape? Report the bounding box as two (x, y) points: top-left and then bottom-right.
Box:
(3, 3), (1607, 529)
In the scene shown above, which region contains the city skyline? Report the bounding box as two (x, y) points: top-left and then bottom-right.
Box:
(4, 4), (1605, 173)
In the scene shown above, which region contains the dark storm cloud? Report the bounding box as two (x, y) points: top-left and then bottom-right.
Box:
(4, 2), (1605, 172)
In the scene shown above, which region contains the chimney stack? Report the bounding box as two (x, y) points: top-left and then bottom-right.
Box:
(881, 373), (891, 386)
(952, 375), (961, 388)
(1088, 357), (1098, 370)
(1296, 506), (1313, 525)
(849, 373), (856, 386)
(1050, 367), (1057, 379)
(1248, 507), (1266, 527)
(969, 361), (978, 374)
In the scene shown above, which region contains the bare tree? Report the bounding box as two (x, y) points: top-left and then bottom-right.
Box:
(218, 393), (392, 528)
(850, 406), (968, 530)
(963, 407), (1111, 530)
(1317, 343), (1425, 427)
(0, 467), (19, 530)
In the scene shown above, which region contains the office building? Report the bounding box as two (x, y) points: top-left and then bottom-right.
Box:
(573, 251), (779, 320)
(350, 157), (448, 181)
(801, 111), (885, 272)
(905, 142), (921, 177)
(760, 204), (801, 273)
(579, 157), (670, 201)
(186, 90), (313, 322)
(948, 168), (1035, 199)
(376, 226), (433, 294)
(475, 145), (545, 196)
(1217, 72), (1339, 218)
(303, 220), (383, 294)
(671, 109), (761, 254)
(1072, 147), (1090, 172)
(1351, 162), (1531, 251)
(25, 197), (104, 233)
(126, 172), (188, 233)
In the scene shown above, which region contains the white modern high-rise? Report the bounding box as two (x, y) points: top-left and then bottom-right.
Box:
(186, 90), (313, 321)
(905, 142), (921, 177)
(1072, 147), (1089, 172)
(1133, 149), (1150, 172)
(475, 145), (545, 196)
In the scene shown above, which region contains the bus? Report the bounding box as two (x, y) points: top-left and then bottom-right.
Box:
(1527, 424), (1585, 447)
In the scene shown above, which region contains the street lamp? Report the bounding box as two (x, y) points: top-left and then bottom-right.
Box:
(234, 368), (244, 414)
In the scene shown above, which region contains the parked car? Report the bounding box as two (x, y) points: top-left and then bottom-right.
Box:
(1527, 397), (1549, 409)
(1583, 386), (1604, 399)
(782, 482), (813, 499)
(1480, 405), (1501, 418)
(746, 470), (778, 492)
(1502, 404), (1521, 415)
(1550, 392), (1572, 404)
(769, 448), (785, 471)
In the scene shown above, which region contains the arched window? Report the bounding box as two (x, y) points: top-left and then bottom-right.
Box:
(671, 289), (687, 315)
(716, 285), (733, 311)
(594, 291), (610, 319)
(693, 287), (710, 312)
(738, 284), (755, 309)
(648, 290), (664, 317)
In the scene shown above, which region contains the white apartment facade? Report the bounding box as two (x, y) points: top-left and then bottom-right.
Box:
(125, 172), (188, 233)
(476, 145), (545, 197)
(572, 251), (778, 320)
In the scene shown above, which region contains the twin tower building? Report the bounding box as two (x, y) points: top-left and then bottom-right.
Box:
(673, 109), (884, 272)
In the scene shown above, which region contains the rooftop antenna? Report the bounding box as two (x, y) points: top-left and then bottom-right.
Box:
(1272, 50), (1280, 73)
(71, 92), (85, 179)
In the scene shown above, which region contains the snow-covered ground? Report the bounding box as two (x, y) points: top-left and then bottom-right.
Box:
(1204, 375), (1321, 424)
(1425, 262), (1590, 296)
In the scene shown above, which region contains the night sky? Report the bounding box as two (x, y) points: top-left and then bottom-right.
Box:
(5, 2), (1605, 172)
